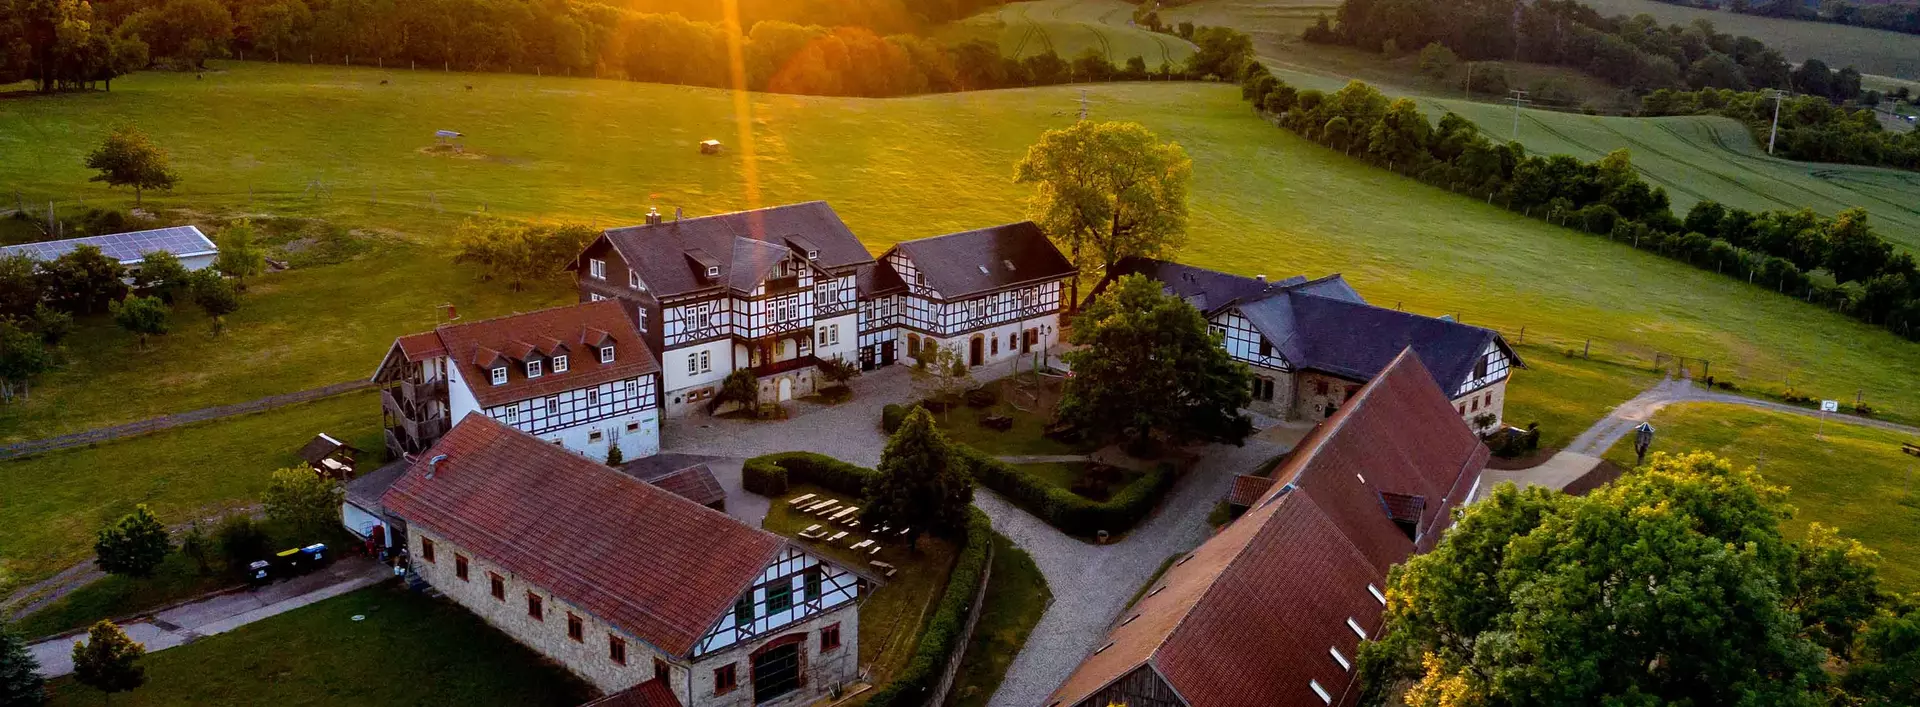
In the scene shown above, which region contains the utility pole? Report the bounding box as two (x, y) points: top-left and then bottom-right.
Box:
(1508, 89), (1531, 141)
(1767, 89), (1787, 155)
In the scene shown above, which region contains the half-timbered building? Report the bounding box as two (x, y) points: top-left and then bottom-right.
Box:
(371, 300), (661, 461)
(1096, 258), (1522, 430)
(383, 416), (865, 707)
(1049, 351), (1489, 707)
(576, 203), (872, 416)
(861, 221), (1076, 370)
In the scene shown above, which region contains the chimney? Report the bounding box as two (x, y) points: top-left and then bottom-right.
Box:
(675, 207), (683, 221)
(645, 207), (662, 226)
(425, 453), (448, 479)
(1255, 274), (1267, 285)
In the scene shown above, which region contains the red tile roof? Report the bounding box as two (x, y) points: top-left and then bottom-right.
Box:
(584, 678), (682, 707)
(382, 415), (781, 658)
(1226, 474), (1276, 508)
(1049, 349), (1487, 707)
(385, 300), (660, 409)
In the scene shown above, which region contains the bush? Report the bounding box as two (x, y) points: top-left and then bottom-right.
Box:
(963, 387), (998, 408)
(1854, 403), (1875, 417)
(882, 404), (909, 434)
(815, 385), (853, 405)
(954, 445), (1174, 537)
(740, 451), (877, 498)
(215, 516), (270, 573)
(863, 508), (993, 707)
(742, 457), (789, 496)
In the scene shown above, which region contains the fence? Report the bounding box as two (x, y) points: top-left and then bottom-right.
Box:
(0, 380), (375, 461)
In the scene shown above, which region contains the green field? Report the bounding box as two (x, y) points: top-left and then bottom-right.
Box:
(938, 0), (1197, 65)
(44, 583), (592, 706)
(1501, 345), (1664, 450)
(1578, 0), (1920, 81)
(1602, 402), (1920, 592)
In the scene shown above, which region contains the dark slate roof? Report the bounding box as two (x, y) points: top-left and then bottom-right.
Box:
(0, 225), (217, 264)
(599, 202), (874, 298)
(344, 459), (409, 515)
(648, 465), (726, 508)
(887, 222), (1076, 300)
(1101, 257), (1307, 312)
(297, 433), (358, 466)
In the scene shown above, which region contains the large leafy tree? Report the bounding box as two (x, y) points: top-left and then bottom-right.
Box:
(1359, 452), (1887, 707)
(94, 505), (171, 578)
(1014, 120), (1192, 305)
(0, 620), (46, 706)
(0, 253), (40, 319)
(85, 125), (177, 207)
(1844, 604), (1920, 706)
(261, 465), (343, 538)
(110, 295), (169, 349)
(37, 244), (126, 315)
(860, 407), (972, 551)
(132, 250), (190, 303)
(189, 270), (240, 334)
(70, 621), (145, 703)
(1058, 273), (1252, 450)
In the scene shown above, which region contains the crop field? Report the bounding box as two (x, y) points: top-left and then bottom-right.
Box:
(937, 0), (1197, 65)
(1578, 0), (1920, 81)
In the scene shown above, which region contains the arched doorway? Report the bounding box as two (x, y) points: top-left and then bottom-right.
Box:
(777, 378), (793, 402)
(968, 335), (984, 367)
(751, 634), (807, 703)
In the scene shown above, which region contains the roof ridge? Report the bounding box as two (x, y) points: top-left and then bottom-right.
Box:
(603, 200), (832, 233)
(898, 221), (1035, 245)
(429, 299), (620, 334)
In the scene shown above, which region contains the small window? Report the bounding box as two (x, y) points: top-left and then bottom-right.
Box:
(807, 249), (819, 260)
(589, 430), (604, 442)
(705, 265), (720, 278)
(687, 354), (700, 375)
(589, 389), (601, 407)
(489, 572), (505, 600)
(1471, 398), (1479, 412)
(733, 594), (753, 627)
(600, 346), (615, 364)
(698, 351), (710, 372)
(608, 635), (626, 665)
(567, 613), (583, 642)
(637, 308), (647, 332)
(526, 360), (542, 378)
(624, 379), (638, 398)
(626, 421), (640, 433)
(491, 367), (508, 386)
(653, 657), (668, 680)
(590, 258), (606, 280)
(1347, 617), (1368, 639)
(1330, 646), (1351, 671)
(804, 566), (822, 601)
(821, 623), (842, 652)
(527, 593), (544, 621)
(1258, 339), (1272, 357)
(503, 404), (519, 424)
(421, 537), (436, 563)
(714, 664), (737, 695)
(455, 554), (469, 581)
(553, 355), (568, 373)
(1367, 584), (1386, 605)
(546, 397), (558, 415)
(590, 292), (605, 302)
(1315, 380), (1329, 396)
(766, 582), (793, 615)
(629, 269), (642, 289)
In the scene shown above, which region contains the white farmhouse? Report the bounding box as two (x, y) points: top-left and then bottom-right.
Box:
(371, 299), (661, 461)
(862, 221), (1077, 370)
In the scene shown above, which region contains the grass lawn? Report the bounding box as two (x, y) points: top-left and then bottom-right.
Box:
(1576, 0), (1920, 81)
(0, 390), (382, 597)
(762, 484), (957, 695)
(1502, 344), (1665, 450)
(1602, 402), (1920, 592)
(930, 388), (1093, 458)
(935, 0), (1198, 65)
(1013, 462), (1145, 501)
(945, 533), (1050, 707)
(43, 582), (592, 706)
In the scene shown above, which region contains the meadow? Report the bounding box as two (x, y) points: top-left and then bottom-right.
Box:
(1577, 0), (1920, 81)
(1500, 345), (1664, 450)
(937, 0), (1198, 66)
(1603, 402), (1920, 592)
(7, 62), (1920, 591)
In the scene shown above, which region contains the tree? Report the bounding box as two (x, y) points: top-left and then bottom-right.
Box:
(110, 295), (169, 349)
(1360, 452), (1883, 707)
(189, 270), (240, 334)
(0, 253), (39, 319)
(178, 522), (212, 575)
(1014, 120), (1192, 306)
(38, 245), (126, 315)
(1417, 42), (1455, 81)
(708, 369), (758, 414)
(261, 465), (342, 538)
(213, 220), (266, 289)
(910, 340), (972, 407)
(132, 250), (190, 303)
(93, 505), (170, 578)
(214, 515), (270, 572)
(0, 621), (46, 706)
(70, 621), (145, 704)
(0, 319), (52, 401)
(84, 126), (177, 207)
(1058, 274), (1253, 451)
(859, 407), (972, 551)
(1825, 207), (1892, 284)
(1844, 605), (1920, 706)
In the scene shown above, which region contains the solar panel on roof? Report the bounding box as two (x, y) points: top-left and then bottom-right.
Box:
(0, 226), (216, 264)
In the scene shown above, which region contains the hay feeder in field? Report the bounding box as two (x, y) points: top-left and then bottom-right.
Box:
(699, 139), (723, 155)
(435, 129), (466, 152)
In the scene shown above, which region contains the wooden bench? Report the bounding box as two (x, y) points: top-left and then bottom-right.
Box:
(850, 539), (873, 550)
(827, 531), (849, 542)
(787, 493), (818, 507)
(804, 499), (838, 513)
(830, 506), (860, 522)
(797, 524), (826, 540)
(869, 560), (897, 578)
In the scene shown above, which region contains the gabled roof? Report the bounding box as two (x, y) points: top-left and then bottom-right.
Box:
(586, 678), (683, 707)
(883, 222), (1077, 300)
(647, 464), (727, 508)
(381, 415), (783, 659)
(297, 433), (357, 465)
(598, 202), (874, 298)
(1100, 256), (1303, 312)
(374, 300), (660, 409)
(0, 225), (218, 264)
(1049, 350), (1488, 707)
(1226, 474), (1276, 509)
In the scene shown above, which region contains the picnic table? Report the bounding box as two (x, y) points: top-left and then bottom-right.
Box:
(870, 560), (897, 578)
(829, 506), (860, 522)
(807, 500), (840, 514)
(827, 531), (849, 542)
(798, 524), (826, 540)
(850, 539), (873, 550)
(787, 493), (818, 506)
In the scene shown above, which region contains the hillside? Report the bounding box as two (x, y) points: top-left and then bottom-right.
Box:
(936, 0), (1198, 65)
(2, 62), (1920, 442)
(1579, 0), (1920, 81)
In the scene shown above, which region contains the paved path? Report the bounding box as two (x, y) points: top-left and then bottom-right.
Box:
(25, 557), (389, 677)
(661, 361), (1307, 707)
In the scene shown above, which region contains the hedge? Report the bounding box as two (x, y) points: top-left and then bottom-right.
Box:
(953, 445), (1176, 538)
(742, 456), (788, 496)
(863, 508), (994, 707)
(744, 451), (877, 497)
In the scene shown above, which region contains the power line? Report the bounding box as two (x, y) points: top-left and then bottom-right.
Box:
(1508, 89), (1532, 141)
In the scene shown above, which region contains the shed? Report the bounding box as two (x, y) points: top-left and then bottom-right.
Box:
(299, 432), (361, 480)
(0, 226), (219, 273)
(699, 139), (722, 154)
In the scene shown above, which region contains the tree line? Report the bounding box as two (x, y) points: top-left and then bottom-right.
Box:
(1642, 86), (1920, 170)
(1306, 0), (1868, 103)
(1656, 0), (1920, 38)
(1238, 62), (1920, 344)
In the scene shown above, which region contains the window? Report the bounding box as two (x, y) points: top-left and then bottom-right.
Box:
(590, 292), (606, 302)
(804, 566), (822, 602)
(1471, 398), (1479, 412)
(653, 658), (668, 680)
(1368, 584), (1386, 605)
(491, 367), (508, 385)
(766, 581), (793, 615)
(714, 664), (737, 695)
(553, 355), (568, 373)
(590, 258), (606, 280)
(600, 346), (615, 364)
(489, 573), (505, 600)
(589, 389), (601, 406)
(1474, 356), (1489, 380)
(502, 404), (519, 424)
(609, 635), (626, 665)
(820, 623), (842, 652)
(1347, 617), (1368, 639)
(455, 554), (469, 581)
(589, 430), (604, 442)
(1330, 646), (1351, 671)
(626, 421), (641, 433)
(624, 379), (638, 398)
(1258, 339), (1272, 357)
(1310, 679), (1332, 705)
(527, 593), (544, 621)
(546, 397), (558, 415)
(687, 354), (700, 375)
(567, 613), (583, 642)
(733, 594), (753, 627)
(1315, 380), (1329, 396)
(816, 327), (827, 347)
(526, 360), (542, 378)
(629, 269), (643, 290)
(637, 308), (647, 332)
(421, 538), (435, 563)
(705, 265), (720, 278)
(699, 351), (710, 373)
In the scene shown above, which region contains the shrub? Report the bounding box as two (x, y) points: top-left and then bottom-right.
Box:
(863, 509), (993, 707)
(742, 457), (789, 496)
(215, 516), (270, 573)
(882, 404), (907, 434)
(753, 402), (787, 420)
(1854, 403), (1875, 417)
(815, 385), (853, 405)
(963, 387), (997, 408)
(954, 445), (1174, 537)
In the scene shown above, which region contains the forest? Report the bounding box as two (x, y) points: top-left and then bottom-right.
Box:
(1642, 86), (1920, 169)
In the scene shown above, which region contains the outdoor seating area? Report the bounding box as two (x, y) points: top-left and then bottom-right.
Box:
(785, 493), (905, 558)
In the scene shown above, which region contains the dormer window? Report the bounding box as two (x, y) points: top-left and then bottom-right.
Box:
(807, 249), (819, 260)
(705, 265), (720, 278)
(553, 355), (569, 373)
(629, 269), (643, 290)
(600, 345), (615, 364)
(491, 367), (508, 385)
(589, 259), (606, 280)
(526, 360), (543, 378)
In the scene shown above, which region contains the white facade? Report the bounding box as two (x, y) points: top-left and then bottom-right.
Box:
(439, 353), (662, 461)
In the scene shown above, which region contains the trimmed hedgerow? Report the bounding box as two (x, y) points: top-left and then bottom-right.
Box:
(746, 451), (877, 497)
(742, 456), (788, 496)
(863, 508), (993, 707)
(953, 445), (1175, 538)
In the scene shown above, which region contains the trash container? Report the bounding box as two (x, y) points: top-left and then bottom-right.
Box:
(248, 560), (272, 587)
(302, 543), (331, 569)
(274, 547), (306, 576)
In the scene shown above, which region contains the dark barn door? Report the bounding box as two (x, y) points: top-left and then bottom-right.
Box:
(752, 638), (804, 702)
